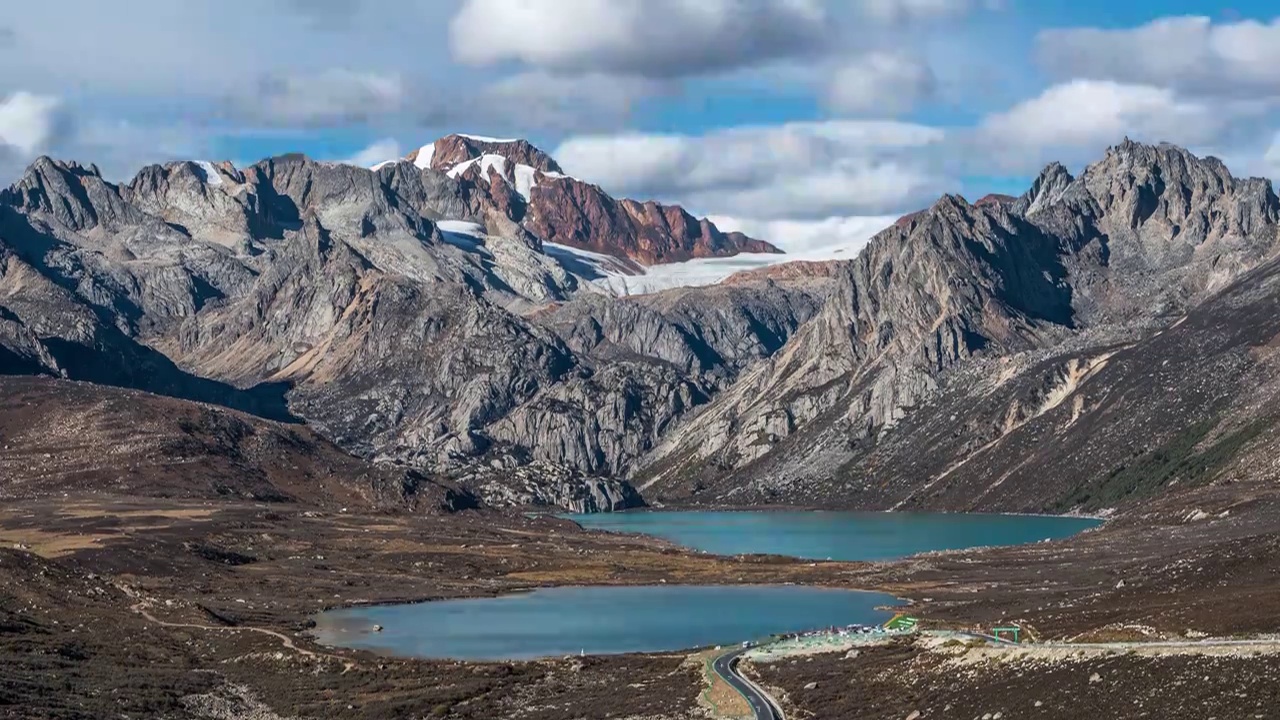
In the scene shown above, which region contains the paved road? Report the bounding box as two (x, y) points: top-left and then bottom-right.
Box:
(713, 646), (784, 720)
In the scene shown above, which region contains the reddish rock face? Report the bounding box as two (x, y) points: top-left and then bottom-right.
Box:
(418, 134), (781, 269)
(894, 209), (927, 228)
(974, 193), (1017, 208)
(522, 177), (780, 266)
(455, 163), (528, 223)
(429, 134), (563, 175)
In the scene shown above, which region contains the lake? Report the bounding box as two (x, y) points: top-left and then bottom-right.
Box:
(315, 511), (1101, 660)
(565, 510), (1103, 562)
(312, 585), (897, 661)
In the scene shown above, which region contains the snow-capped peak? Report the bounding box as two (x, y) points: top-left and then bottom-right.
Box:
(444, 153), (566, 201)
(456, 133), (519, 143)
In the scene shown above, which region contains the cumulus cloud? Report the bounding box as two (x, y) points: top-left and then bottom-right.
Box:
(0, 104), (215, 186)
(463, 72), (665, 131)
(1038, 16), (1280, 99)
(975, 80), (1238, 170)
(0, 92), (65, 156)
(708, 213), (898, 257)
(343, 138), (401, 168)
(239, 70), (406, 127)
(983, 81), (1220, 147)
(827, 52), (936, 115)
(554, 121), (949, 217)
(449, 0), (830, 78)
(1266, 133), (1280, 175)
(859, 0), (1002, 23)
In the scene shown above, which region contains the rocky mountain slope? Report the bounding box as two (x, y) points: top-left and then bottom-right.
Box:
(0, 146), (815, 510)
(0, 375), (473, 512)
(637, 140), (1280, 511)
(2, 138), (1278, 514)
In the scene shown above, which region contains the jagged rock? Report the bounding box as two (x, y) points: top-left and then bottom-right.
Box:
(3, 139), (1280, 515)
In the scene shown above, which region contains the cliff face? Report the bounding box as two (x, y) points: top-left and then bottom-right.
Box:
(3, 139), (1279, 515)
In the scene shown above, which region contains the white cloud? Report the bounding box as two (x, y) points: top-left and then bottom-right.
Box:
(0, 92), (63, 156)
(467, 72), (665, 131)
(827, 52), (935, 115)
(343, 138), (400, 168)
(449, 0), (830, 78)
(1265, 133), (1280, 175)
(859, 0), (1001, 23)
(244, 70), (406, 126)
(708, 213), (897, 257)
(1038, 16), (1280, 98)
(554, 121), (949, 217)
(977, 80), (1233, 170)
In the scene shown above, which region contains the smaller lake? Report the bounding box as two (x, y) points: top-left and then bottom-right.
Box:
(565, 510), (1102, 562)
(314, 585), (896, 661)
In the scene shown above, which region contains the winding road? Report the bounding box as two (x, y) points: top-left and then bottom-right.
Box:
(118, 584), (357, 673)
(713, 645), (785, 720)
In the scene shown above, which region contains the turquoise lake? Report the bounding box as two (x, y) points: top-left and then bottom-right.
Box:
(314, 511), (1101, 660)
(313, 585), (897, 661)
(565, 510), (1103, 562)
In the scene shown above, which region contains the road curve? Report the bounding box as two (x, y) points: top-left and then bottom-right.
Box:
(713, 646), (785, 720)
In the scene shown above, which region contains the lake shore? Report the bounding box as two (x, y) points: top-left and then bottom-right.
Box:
(5, 477), (1280, 719)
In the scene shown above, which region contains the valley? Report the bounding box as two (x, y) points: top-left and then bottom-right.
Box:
(4, 135), (1280, 718)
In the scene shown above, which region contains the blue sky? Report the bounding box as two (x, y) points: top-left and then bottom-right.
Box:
(1, 0), (1278, 236)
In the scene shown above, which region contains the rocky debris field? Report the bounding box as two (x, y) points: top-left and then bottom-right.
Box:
(752, 639), (1280, 719)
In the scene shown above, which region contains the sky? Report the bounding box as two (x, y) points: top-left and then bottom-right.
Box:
(1, 0), (1278, 245)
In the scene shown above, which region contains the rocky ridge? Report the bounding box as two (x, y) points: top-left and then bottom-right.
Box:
(0, 148), (814, 510)
(636, 140), (1280, 511)
(2, 138), (1279, 514)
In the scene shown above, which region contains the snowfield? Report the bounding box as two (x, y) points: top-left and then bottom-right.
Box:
(433, 216), (895, 296)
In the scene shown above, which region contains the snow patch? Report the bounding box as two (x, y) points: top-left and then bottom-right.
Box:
(412, 143), (436, 170)
(543, 243), (640, 279)
(435, 220), (486, 238)
(512, 163), (539, 199)
(457, 133), (519, 143)
(435, 220), (490, 255)
(447, 154), (554, 201)
(193, 161), (223, 186)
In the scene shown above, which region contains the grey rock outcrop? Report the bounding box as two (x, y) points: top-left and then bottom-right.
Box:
(636, 140), (1280, 509)
(0, 149), (810, 510)
(4, 138), (1279, 515)
(464, 461), (644, 513)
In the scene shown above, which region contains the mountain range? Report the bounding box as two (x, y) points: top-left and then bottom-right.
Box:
(3, 135), (1279, 514)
